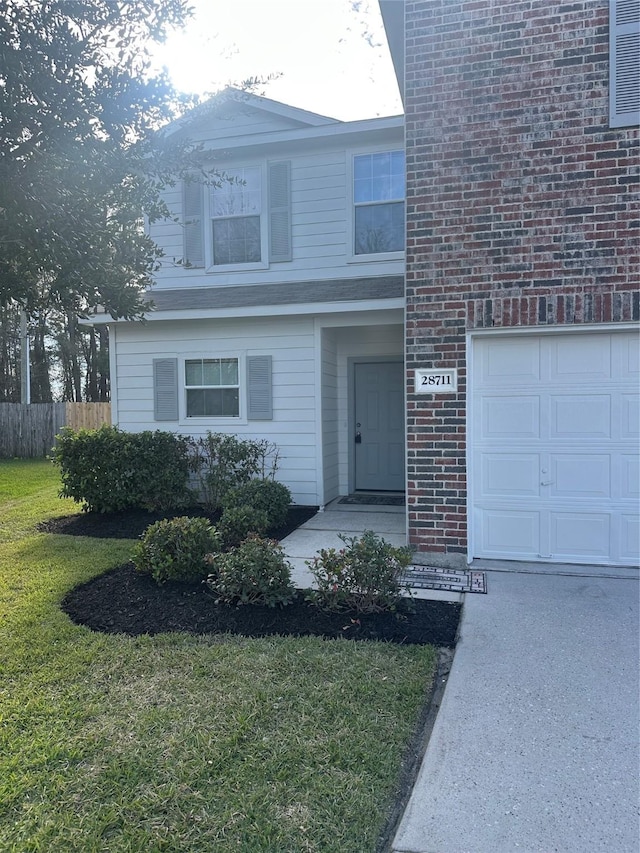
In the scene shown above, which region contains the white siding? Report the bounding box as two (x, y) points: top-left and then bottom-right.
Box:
(149, 140), (403, 287)
(113, 317), (320, 506)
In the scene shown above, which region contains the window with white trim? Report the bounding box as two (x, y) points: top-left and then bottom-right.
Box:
(353, 150), (405, 255)
(210, 167), (261, 264)
(185, 358), (239, 417)
(182, 162), (291, 269)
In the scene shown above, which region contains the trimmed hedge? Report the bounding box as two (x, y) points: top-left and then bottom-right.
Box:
(52, 426), (192, 513)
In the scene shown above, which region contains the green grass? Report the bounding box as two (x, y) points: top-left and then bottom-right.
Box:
(0, 459), (436, 852)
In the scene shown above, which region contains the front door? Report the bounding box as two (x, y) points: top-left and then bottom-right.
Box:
(354, 361), (405, 491)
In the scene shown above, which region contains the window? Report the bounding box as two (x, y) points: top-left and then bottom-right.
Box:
(210, 167), (261, 265)
(185, 358), (239, 417)
(353, 150), (405, 255)
(182, 162), (291, 269)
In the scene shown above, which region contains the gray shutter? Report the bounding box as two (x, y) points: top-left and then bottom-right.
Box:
(153, 358), (179, 421)
(268, 161), (292, 262)
(247, 355), (273, 420)
(182, 178), (204, 267)
(610, 0), (640, 128)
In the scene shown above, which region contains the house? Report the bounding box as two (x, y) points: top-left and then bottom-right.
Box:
(104, 88), (406, 509)
(379, 0), (639, 568)
(105, 0), (638, 571)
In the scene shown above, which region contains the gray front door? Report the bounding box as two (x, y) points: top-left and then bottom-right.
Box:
(354, 361), (405, 491)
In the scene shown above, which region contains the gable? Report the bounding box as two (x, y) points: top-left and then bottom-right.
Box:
(166, 88), (338, 145)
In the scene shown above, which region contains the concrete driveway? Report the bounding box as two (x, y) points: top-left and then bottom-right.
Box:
(392, 564), (640, 853)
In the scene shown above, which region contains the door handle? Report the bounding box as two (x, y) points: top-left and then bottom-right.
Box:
(355, 431), (362, 444)
(540, 480), (554, 486)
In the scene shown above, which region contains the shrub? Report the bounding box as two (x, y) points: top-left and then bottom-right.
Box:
(133, 516), (221, 584)
(218, 505), (270, 547)
(188, 433), (280, 511)
(206, 534), (295, 607)
(52, 426), (191, 513)
(222, 479), (291, 530)
(306, 530), (413, 613)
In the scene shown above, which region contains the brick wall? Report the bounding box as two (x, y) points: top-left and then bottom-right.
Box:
(404, 0), (639, 563)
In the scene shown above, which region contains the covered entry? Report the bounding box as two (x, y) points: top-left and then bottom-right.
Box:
(471, 329), (639, 567)
(318, 316), (404, 506)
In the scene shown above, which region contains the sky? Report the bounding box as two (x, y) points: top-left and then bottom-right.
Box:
(154, 0), (402, 122)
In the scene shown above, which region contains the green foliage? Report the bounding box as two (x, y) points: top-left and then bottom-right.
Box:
(0, 0), (203, 320)
(206, 534), (295, 607)
(307, 530), (414, 614)
(52, 425), (191, 513)
(189, 432), (280, 511)
(222, 478), (291, 530)
(218, 505), (270, 547)
(133, 516), (220, 584)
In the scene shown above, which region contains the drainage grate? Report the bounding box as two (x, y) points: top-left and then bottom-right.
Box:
(401, 567), (487, 594)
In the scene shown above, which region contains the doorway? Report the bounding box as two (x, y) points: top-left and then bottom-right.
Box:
(353, 360), (405, 492)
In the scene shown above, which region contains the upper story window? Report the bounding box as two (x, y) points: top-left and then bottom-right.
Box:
(210, 167), (261, 265)
(182, 162), (291, 270)
(353, 150), (405, 255)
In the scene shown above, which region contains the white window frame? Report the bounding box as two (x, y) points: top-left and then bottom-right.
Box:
(205, 165), (268, 272)
(183, 355), (244, 421)
(347, 147), (405, 263)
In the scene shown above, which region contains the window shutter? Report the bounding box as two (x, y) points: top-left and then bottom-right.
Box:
(268, 161), (292, 262)
(153, 358), (179, 421)
(610, 0), (640, 128)
(247, 355), (273, 420)
(182, 178), (204, 267)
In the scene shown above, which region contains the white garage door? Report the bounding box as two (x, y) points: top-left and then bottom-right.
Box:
(471, 330), (639, 567)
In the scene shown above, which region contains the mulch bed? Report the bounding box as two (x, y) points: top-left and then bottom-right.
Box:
(45, 507), (462, 647)
(38, 504), (318, 542)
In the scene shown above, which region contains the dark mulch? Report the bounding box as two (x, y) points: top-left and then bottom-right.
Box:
(45, 505), (461, 647)
(38, 504), (319, 542)
(61, 563), (461, 646)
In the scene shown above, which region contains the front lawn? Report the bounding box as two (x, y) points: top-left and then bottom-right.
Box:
(0, 459), (437, 852)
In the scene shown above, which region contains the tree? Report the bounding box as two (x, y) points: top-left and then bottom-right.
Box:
(0, 0), (203, 322)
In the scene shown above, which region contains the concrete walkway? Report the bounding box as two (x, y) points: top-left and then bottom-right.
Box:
(281, 505), (640, 853)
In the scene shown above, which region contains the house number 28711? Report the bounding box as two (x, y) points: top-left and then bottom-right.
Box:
(414, 368), (457, 394)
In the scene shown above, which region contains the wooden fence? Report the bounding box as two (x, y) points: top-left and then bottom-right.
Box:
(0, 402), (111, 458)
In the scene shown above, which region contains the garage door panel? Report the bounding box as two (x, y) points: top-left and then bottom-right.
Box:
(481, 337), (540, 385)
(550, 334), (611, 381)
(481, 453), (540, 497)
(621, 395), (640, 439)
(480, 509), (540, 554)
(550, 512), (611, 559)
(550, 395), (611, 439)
(481, 396), (540, 439)
(620, 515), (640, 561)
(618, 333), (640, 378)
(620, 455), (640, 499)
(550, 454), (611, 499)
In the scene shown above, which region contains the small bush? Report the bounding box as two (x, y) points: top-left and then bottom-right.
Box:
(306, 530), (413, 613)
(206, 534), (295, 607)
(222, 479), (291, 530)
(52, 426), (191, 513)
(189, 433), (280, 511)
(133, 516), (221, 584)
(218, 505), (270, 547)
